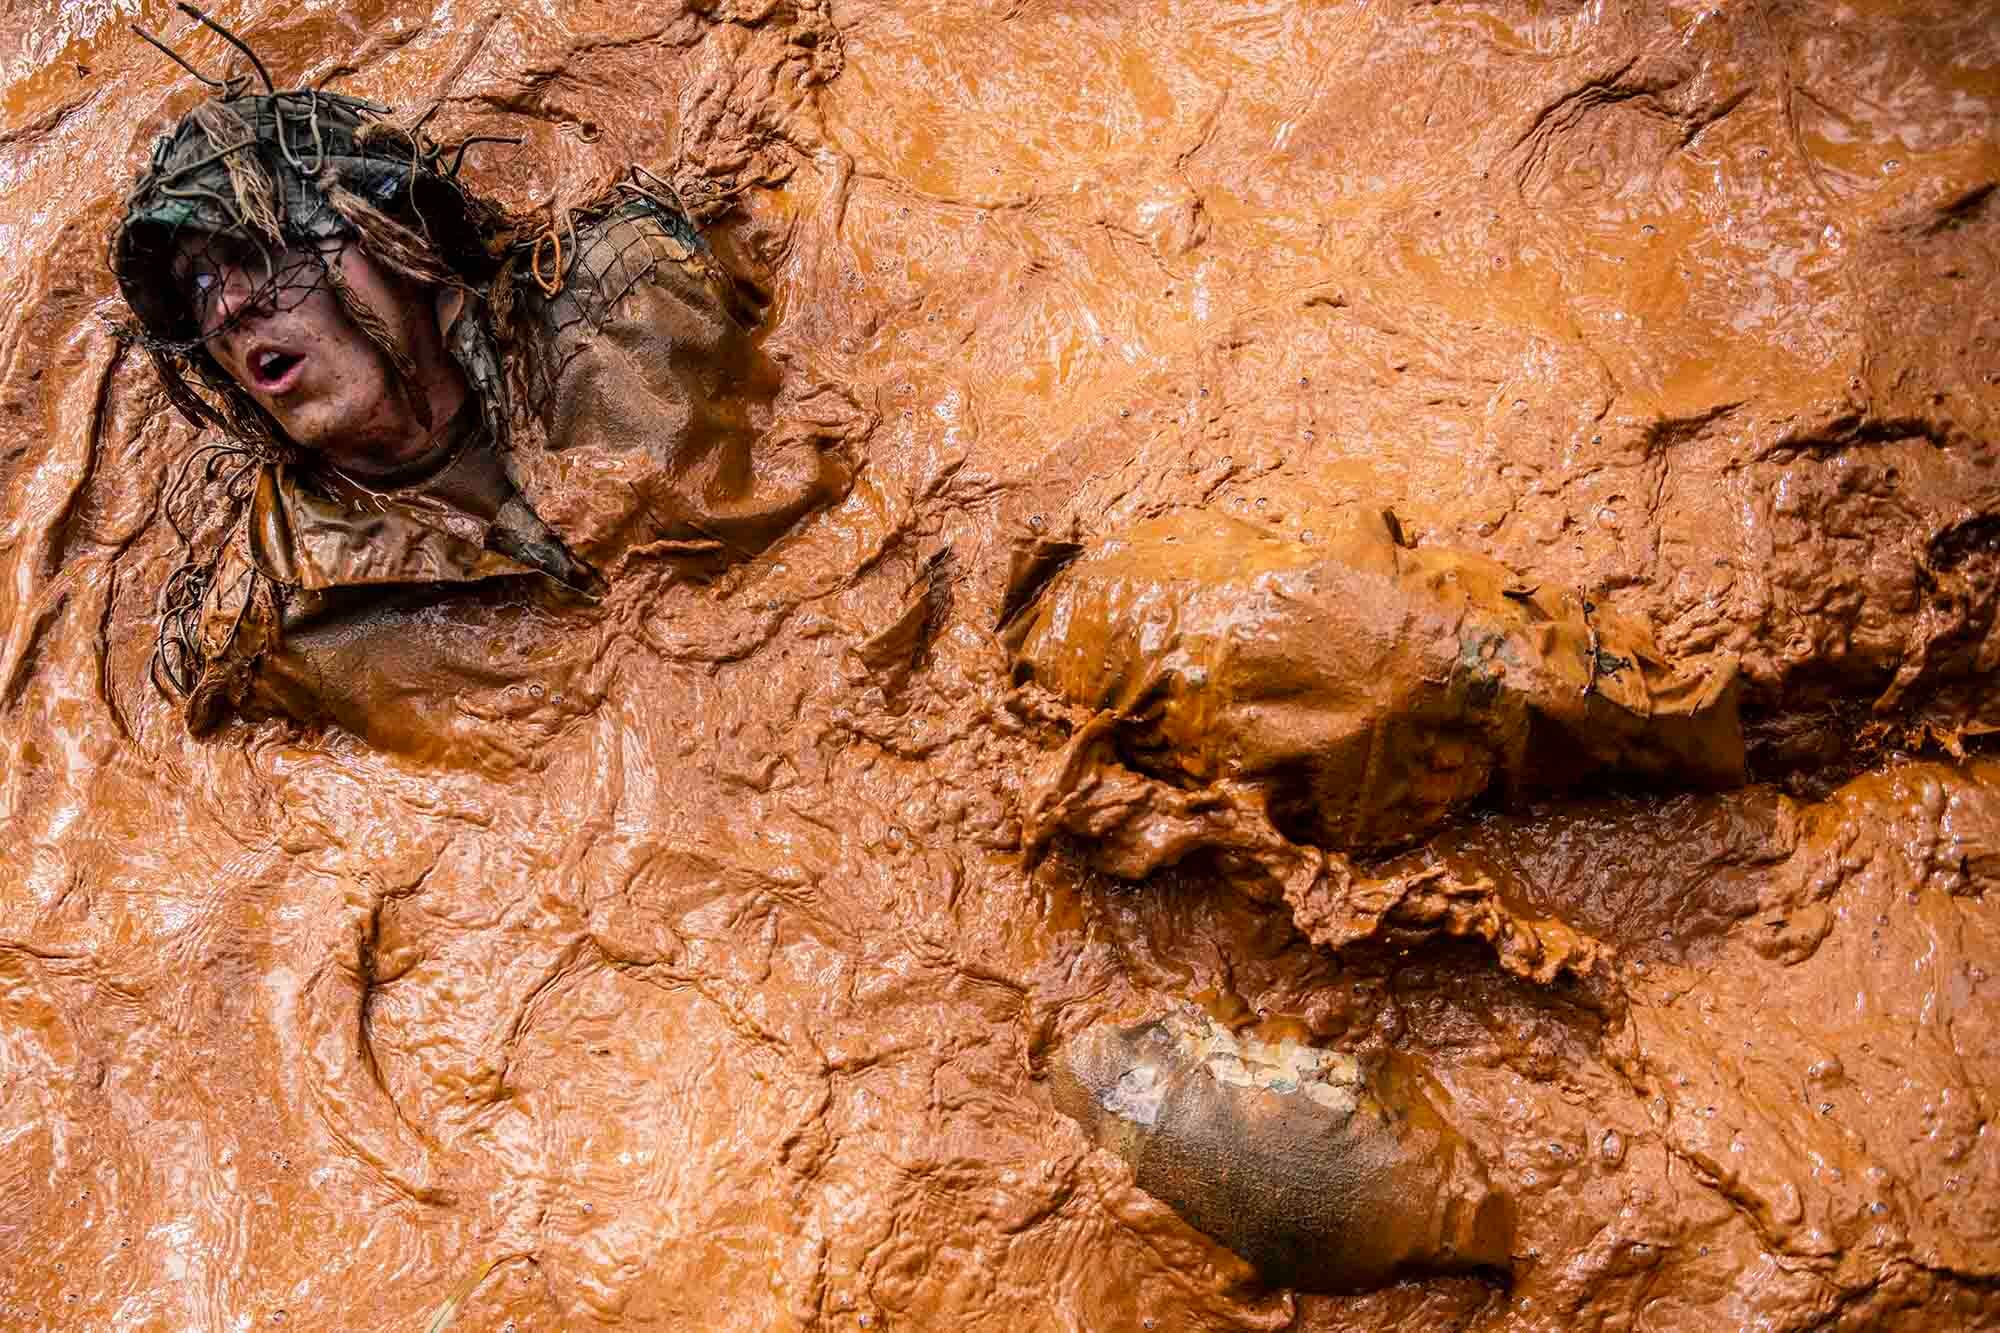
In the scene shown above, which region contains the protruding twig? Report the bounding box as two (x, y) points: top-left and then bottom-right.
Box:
(443, 134), (522, 177)
(176, 2), (275, 94)
(627, 163), (692, 217)
(132, 24), (228, 90)
(313, 63), (358, 92)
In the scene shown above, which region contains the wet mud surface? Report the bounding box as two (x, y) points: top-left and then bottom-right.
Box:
(4, 1), (2000, 1328)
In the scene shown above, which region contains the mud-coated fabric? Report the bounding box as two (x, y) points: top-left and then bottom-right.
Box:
(184, 448), (555, 731)
(509, 199), (850, 568)
(179, 198), (852, 735)
(1006, 508), (1745, 858)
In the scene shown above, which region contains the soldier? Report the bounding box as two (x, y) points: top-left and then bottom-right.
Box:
(115, 12), (853, 735)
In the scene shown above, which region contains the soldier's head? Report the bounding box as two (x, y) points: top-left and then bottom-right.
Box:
(114, 67), (511, 477)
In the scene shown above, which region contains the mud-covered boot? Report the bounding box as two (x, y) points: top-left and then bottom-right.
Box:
(1050, 1008), (1513, 1292)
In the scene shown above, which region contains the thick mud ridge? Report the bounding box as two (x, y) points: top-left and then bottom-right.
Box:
(4, 1), (2000, 1328)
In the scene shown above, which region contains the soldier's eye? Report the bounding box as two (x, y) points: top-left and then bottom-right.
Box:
(180, 268), (219, 307)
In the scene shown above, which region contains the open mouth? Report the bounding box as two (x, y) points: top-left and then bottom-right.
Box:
(249, 348), (304, 393)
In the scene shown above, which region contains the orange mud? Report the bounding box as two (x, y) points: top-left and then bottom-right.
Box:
(4, 1), (2000, 1329)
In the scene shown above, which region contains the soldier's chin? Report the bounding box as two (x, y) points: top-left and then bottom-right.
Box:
(271, 394), (362, 457)
(272, 410), (336, 455)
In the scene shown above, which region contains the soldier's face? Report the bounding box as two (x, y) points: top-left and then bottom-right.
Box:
(172, 233), (465, 475)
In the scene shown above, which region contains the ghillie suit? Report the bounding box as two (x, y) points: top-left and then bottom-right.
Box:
(115, 8), (853, 734)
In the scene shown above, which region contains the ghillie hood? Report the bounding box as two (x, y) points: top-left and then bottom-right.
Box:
(112, 5), (520, 461)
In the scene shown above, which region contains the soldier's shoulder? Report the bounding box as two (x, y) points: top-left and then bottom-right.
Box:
(510, 186), (756, 336)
